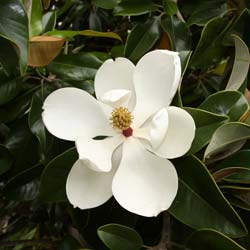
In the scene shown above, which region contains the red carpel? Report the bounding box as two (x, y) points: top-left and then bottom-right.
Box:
(122, 127), (133, 137)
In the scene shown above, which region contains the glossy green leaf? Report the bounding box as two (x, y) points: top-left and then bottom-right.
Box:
(191, 17), (228, 68)
(182, 0), (227, 26)
(4, 117), (39, 173)
(47, 53), (104, 81)
(226, 35), (250, 90)
(0, 37), (19, 77)
(28, 0), (43, 37)
(224, 9), (250, 46)
(3, 164), (43, 201)
(186, 229), (246, 250)
(42, 11), (57, 33)
(114, 0), (157, 16)
(0, 145), (13, 175)
(125, 18), (160, 63)
(39, 148), (78, 202)
(198, 91), (249, 121)
(45, 29), (122, 41)
(161, 16), (191, 51)
(93, 0), (118, 9)
(205, 122), (250, 160)
(185, 108), (228, 154)
(0, 0), (29, 74)
(98, 224), (143, 250)
(0, 77), (23, 105)
(163, 0), (178, 16)
(169, 155), (247, 237)
(0, 86), (39, 123)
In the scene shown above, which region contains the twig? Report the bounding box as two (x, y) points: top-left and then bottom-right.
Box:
(0, 239), (58, 247)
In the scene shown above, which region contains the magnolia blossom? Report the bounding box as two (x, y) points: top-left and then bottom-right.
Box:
(42, 50), (195, 217)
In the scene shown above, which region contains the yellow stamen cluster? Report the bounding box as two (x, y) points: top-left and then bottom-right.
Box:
(110, 107), (133, 130)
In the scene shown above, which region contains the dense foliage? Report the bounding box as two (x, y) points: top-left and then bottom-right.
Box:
(0, 0), (250, 249)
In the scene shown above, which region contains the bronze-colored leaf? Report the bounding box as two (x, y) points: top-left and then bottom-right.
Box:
(28, 36), (65, 67)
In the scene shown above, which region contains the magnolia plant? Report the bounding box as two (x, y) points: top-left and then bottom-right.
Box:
(42, 50), (195, 217)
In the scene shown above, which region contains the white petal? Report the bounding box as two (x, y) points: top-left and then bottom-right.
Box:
(66, 158), (117, 209)
(99, 89), (132, 109)
(76, 135), (124, 172)
(151, 106), (195, 159)
(133, 50), (181, 126)
(95, 58), (136, 110)
(42, 87), (114, 141)
(112, 138), (178, 217)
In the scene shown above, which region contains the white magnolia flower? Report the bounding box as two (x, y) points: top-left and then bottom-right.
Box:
(42, 50), (195, 217)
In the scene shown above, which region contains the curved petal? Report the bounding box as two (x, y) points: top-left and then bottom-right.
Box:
(133, 50), (181, 126)
(94, 58), (136, 110)
(66, 158), (117, 209)
(76, 135), (124, 172)
(42, 87), (114, 141)
(151, 106), (195, 159)
(100, 89), (132, 109)
(112, 138), (178, 217)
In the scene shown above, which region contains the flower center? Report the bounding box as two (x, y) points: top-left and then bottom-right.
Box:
(110, 107), (133, 131)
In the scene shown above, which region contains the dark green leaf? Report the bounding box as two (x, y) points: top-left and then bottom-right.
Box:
(161, 16), (191, 51)
(224, 9), (250, 46)
(198, 91), (249, 121)
(185, 108), (228, 154)
(39, 148), (78, 201)
(191, 17), (228, 68)
(182, 0), (227, 26)
(186, 229), (246, 250)
(47, 53), (104, 81)
(42, 11), (57, 33)
(169, 155), (247, 237)
(125, 18), (160, 63)
(0, 77), (23, 106)
(114, 0), (157, 16)
(0, 0), (29, 74)
(226, 35), (250, 91)
(163, 0), (178, 16)
(0, 145), (13, 175)
(93, 0), (118, 9)
(98, 224), (143, 250)
(3, 164), (43, 201)
(0, 37), (19, 77)
(204, 122), (250, 161)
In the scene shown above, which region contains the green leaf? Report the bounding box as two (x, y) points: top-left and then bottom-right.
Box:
(3, 164), (43, 201)
(0, 37), (19, 77)
(28, 0), (43, 37)
(47, 53), (104, 81)
(191, 17), (228, 68)
(42, 11), (57, 33)
(114, 0), (158, 16)
(163, 0), (178, 16)
(93, 0), (118, 9)
(169, 155), (247, 237)
(186, 229), (246, 250)
(0, 145), (13, 175)
(224, 9), (250, 46)
(125, 18), (160, 63)
(39, 148), (78, 202)
(98, 224), (143, 250)
(0, 77), (23, 105)
(0, 0), (29, 74)
(185, 108), (228, 154)
(45, 29), (122, 41)
(204, 122), (250, 161)
(198, 90), (249, 121)
(226, 35), (250, 90)
(183, 0), (227, 26)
